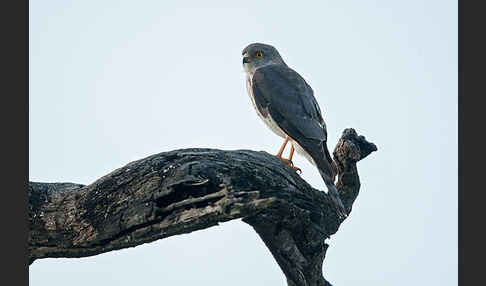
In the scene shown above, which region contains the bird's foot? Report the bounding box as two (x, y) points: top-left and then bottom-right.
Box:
(262, 151), (302, 174)
(275, 156), (302, 174)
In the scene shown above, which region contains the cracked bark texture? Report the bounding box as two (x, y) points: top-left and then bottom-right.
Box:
(29, 128), (376, 286)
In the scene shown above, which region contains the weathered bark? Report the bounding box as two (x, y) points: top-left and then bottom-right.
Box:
(29, 128), (376, 286)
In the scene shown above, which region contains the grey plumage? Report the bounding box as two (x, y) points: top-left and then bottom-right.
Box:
(242, 43), (347, 218)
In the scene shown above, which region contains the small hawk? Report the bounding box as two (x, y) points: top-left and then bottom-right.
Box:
(242, 43), (347, 218)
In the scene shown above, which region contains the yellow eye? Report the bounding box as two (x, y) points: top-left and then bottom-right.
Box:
(256, 51), (263, 59)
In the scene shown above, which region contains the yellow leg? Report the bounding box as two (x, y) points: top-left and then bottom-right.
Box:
(288, 144), (295, 161)
(276, 141), (301, 174)
(275, 137), (290, 158)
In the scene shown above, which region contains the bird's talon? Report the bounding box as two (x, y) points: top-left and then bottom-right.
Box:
(277, 157), (301, 174)
(287, 161), (302, 174)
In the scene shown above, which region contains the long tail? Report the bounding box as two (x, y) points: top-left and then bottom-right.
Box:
(318, 168), (348, 219)
(310, 142), (348, 219)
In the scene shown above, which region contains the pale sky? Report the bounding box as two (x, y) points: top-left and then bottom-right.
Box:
(29, 1), (457, 285)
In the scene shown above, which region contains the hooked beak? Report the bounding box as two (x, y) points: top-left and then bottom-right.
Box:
(242, 53), (250, 64)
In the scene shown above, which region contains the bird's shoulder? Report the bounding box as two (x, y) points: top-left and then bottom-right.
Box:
(252, 64), (312, 95)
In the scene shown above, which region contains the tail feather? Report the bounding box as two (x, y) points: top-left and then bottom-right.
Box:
(323, 141), (338, 181)
(318, 169), (348, 219)
(312, 142), (348, 219)
(293, 137), (347, 219)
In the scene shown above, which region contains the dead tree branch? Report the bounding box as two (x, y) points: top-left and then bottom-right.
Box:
(29, 128), (376, 286)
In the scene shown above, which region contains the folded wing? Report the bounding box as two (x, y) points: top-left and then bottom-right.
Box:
(251, 64), (327, 144)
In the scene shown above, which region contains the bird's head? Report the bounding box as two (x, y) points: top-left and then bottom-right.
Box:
(242, 43), (286, 73)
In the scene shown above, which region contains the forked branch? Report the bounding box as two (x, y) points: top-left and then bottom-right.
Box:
(29, 128), (376, 286)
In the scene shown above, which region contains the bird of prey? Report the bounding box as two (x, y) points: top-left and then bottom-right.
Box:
(242, 43), (347, 218)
